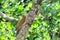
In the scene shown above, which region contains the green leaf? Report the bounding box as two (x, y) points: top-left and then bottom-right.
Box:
(0, 0), (3, 2)
(7, 23), (12, 30)
(57, 12), (60, 16)
(28, 2), (32, 8)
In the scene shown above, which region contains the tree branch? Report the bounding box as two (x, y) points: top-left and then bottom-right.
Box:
(0, 12), (18, 22)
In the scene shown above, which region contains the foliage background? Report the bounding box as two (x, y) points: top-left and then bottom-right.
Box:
(0, 0), (60, 40)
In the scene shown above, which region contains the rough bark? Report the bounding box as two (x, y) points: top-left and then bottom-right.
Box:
(15, 0), (42, 40)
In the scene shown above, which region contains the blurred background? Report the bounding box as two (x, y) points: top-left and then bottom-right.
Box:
(0, 0), (60, 40)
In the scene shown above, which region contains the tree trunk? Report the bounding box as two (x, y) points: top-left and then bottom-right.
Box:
(15, 0), (42, 40)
